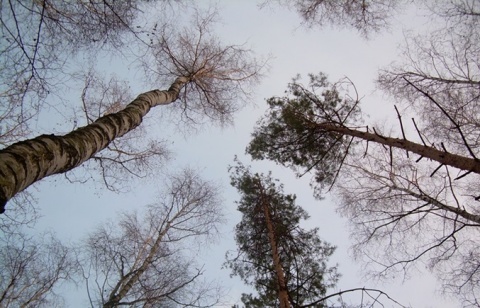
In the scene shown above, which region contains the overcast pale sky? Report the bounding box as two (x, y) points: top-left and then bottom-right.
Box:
(27, 1), (460, 307)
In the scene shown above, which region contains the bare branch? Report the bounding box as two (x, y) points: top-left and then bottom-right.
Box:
(80, 169), (224, 307)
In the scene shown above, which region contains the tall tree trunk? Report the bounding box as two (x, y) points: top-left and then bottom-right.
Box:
(259, 184), (290, 308)
(0, 77), (189, 213)
(102, 197), (198, 307)
(317, 123), (480, 174)
(103, 218), (172, 307)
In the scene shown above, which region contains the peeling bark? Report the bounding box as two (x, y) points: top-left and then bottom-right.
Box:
(0, 77), (189, 213)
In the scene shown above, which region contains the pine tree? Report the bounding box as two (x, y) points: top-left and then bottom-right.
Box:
(226, 161), (338, 308)
(246, 3), (480, 299)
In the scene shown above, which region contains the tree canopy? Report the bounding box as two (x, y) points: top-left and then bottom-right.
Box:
(0, 8), (263, 213)
(247, 2), (480, 303)
(1, 0), (478, 307)
(80, 169), (223, 307)
(226, 161), (338, 307)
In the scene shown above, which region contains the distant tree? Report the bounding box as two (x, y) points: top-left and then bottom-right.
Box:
(0, 12), (263, 213)
(247, 5), (480, 301)
(225, 161), (338, 308)
(0, 232), (76, 307)
(80, 168), (224, 307)
(264, 0), (405, 37)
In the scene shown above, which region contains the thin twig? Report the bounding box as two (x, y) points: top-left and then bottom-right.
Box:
(430, 164), (444, 177)
(404, 77), (477, 160)
(411, 117), (427, 146)
(394, 105), (409, 157)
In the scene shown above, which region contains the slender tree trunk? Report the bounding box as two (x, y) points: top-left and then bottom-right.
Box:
(0, 77), (189, 213)
(103, 202), (189, 307)
(259, 185), (290, 308)
(318, 123), (480, 174)
(103, 226), (169, 308)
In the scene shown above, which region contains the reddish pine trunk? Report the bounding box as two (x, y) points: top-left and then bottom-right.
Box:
(319, 123), (480, 174)
(260, 190), (291, 308)
(0, 77), (188, 213)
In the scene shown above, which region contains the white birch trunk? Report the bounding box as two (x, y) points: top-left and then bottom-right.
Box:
(0, 77), (189, 212)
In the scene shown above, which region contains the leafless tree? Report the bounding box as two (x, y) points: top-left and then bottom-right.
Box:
(0, 0), (178, 145)
(334, 142), (480, 301)
(144, 10), (265, 127)
(0, 0), (177, 227)
(426, 0), (480, 34)
(352, 3), (480, 304)
(0, 10), (264, 213)
(0, 0), (180, 229)
(0, 190), (40, 235)
(0, 231), (77, 307)
(263, 0), (404, 37)
(378, 19), (480, 159)
(79, 168), (224, 307)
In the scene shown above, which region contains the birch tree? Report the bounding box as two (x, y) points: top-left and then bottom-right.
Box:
(0, 12), (263, 213)
(0, 0), (178, 145)
(226, 162), (338, 308)
(80, 169), (224, 307)
(265, 0), (405, 37)
(65, 71), (170, 193)
(0, 232), (77, 307)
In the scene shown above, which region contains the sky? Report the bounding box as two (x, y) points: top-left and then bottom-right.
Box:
(8, 0), (462, 307)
